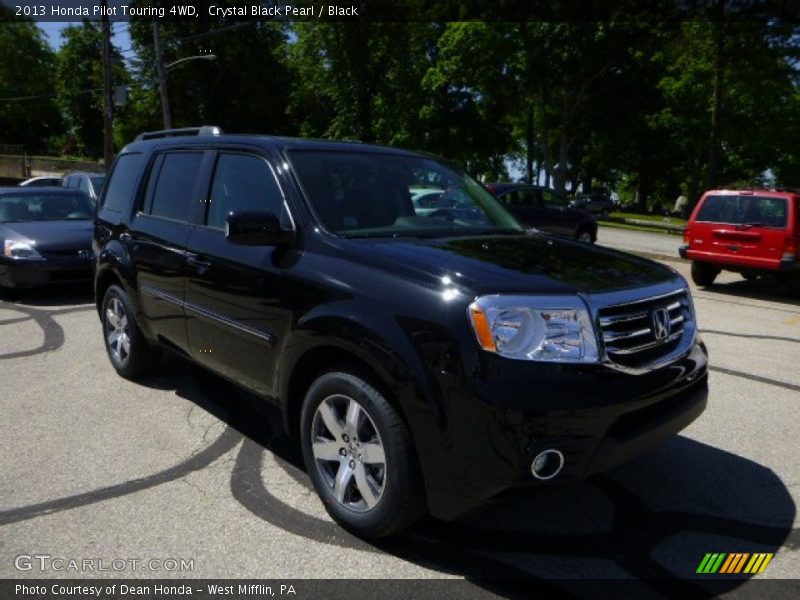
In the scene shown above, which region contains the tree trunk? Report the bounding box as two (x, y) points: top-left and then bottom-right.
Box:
(636, 168), (651, 213)
(525, 103), (535, 184)
(538, 84), (553, 188)
(554, 132), (571, 194)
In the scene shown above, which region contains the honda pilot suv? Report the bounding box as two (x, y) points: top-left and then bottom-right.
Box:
(94, 127), (708, 537)
(680, 189), (799, 295)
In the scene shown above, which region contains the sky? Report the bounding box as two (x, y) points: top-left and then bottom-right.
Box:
(37, 20), (133, 56)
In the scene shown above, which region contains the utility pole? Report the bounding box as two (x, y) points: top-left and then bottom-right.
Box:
(101, 0), (114, 167)
(153, 23), (173, 129)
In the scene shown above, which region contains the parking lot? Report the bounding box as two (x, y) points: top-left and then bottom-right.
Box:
(1, 233), (798, 595)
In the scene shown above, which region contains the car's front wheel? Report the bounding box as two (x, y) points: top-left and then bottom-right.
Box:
(691, 261), (719, 287)
(300, 370), (425, 537)
(101, 285), (161, 378)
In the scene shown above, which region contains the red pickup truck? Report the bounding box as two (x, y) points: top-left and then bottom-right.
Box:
(679, 189), (800, 296)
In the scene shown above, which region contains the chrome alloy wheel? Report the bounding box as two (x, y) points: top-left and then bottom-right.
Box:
(105, 297), (131, 366)
(311, 394), (387, 512)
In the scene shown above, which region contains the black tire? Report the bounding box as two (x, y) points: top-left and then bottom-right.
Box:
(691, 261), (719, 287)
(575, 227), (594, 244)
(101, 284), (161, 378)
(300, 370), (426, 537)
(0, 285), (17, 301)
(787, 274), (800, 299)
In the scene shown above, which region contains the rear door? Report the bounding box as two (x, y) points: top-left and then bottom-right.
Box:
(183, 149), (294, 396)
(691, 193), (789, 268)
(538, 189), (573, 236)
(500, 188), (548, 229)
(128, 150), (209, 352)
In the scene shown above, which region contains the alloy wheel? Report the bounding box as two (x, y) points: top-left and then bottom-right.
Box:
(311, 394), (386, 512)
(105, 297), (131, 366)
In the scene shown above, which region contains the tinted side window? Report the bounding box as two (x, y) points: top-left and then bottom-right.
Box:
(541, 190), (565, 209)
(517, 190), (538, 207)
(206, 153), (284, 230)
(78, 178), (90, 194)
(149, 152), (204, 222)
(103, 154), (144, 212)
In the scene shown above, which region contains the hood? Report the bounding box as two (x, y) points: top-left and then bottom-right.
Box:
(333, 232), (678, 296)
(0, 220), (93, 252)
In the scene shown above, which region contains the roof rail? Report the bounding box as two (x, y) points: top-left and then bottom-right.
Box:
(135, 126), (223, 141)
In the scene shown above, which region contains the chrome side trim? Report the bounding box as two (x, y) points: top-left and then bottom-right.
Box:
(184, 300), (275, 345)
(139, 283), (274, 345)
(140, 283), (183, 307)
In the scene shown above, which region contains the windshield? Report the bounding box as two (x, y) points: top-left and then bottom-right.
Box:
(0, 193), (94, 222)
(696, 195), (788, 228)
(289, 150), (523, 237)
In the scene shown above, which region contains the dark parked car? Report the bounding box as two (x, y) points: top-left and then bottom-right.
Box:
(0, 187), (95, 290)
(63, 171), (106, 202)
(485, 183), (597, 243)
(19, 176), (63, 187)
(94, 126), (708, 537)
(571, 188), (616, 217)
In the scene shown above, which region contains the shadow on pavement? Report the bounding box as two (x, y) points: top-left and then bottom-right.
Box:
(0, 282), (94, 307)
(697, 275), (799, 306)
(141, 353), (796, 598)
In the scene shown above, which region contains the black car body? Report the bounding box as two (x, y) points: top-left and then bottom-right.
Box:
(94, 127), (708, 537)
(0, 187), (94, 289)
(571, 188), (616, 216)
(63, 171), (106, 202)
(485, 183), (597, 243)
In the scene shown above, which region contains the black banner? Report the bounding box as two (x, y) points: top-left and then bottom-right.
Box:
(2, 0), (799, 22)
(3, 579), (800, 600)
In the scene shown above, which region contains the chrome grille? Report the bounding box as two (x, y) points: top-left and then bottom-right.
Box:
(598, 289), (692, 369)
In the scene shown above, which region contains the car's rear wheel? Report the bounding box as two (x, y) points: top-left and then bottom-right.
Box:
(101, 285), (161, 378)
(576, 228), (594, 244)
(300, 370), (425, 537)
(691, 261), (719, 287)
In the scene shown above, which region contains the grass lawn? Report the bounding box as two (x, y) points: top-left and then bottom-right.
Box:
(608, 211), (687, 226)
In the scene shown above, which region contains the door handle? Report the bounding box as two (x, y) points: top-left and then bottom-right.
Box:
(186, 255), (212, 270)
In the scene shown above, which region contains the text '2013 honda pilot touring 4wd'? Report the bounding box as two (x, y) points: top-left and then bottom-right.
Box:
(94, 127), (708, 537)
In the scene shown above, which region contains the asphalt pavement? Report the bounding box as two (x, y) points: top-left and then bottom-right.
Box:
(598, 224), (683, 260)
(1, 228), (798, 597)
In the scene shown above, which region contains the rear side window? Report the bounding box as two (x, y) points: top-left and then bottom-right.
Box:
(696, 195), (788, 228)
(147, 152), (204, 222)
(102, 154), (144, 212)
(206, 153), (285, 230)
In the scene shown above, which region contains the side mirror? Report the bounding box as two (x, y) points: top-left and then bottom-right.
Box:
(226, 211), (292, 246)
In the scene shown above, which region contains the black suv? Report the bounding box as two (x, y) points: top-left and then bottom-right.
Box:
(94, 127), (708, 537)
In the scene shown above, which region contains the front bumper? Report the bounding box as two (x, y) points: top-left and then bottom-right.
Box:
(0, 257), (93, 288)
(417, 341), (709, 520)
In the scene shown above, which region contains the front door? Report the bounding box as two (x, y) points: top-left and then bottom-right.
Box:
(184, 151), (293, 396)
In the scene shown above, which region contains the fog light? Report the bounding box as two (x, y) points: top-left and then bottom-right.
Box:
(531, 449), (564, 480)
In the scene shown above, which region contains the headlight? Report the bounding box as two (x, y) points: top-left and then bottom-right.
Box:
(468, 295), (599, 362)
(3, 240), (44, 260)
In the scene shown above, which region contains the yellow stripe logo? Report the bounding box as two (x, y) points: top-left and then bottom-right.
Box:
(697, 552), (773, 574)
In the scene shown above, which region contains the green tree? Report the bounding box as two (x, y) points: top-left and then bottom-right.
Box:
(120, 12), (292, 143)
(0, 7), (62, 153)
(55, 21), (128, 159)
